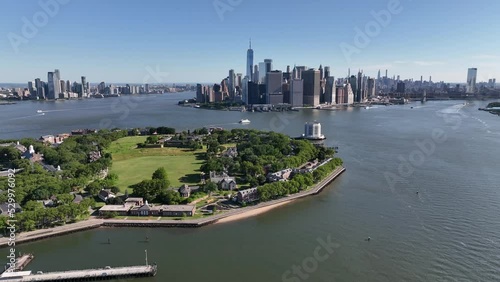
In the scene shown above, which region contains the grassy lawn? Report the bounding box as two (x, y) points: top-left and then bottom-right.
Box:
(107, 136), (206, 193)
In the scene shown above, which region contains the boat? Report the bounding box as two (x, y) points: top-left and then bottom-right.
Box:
(37, 110), (43, 113)
(194, 105), (200, 108)
(239, 119), (251, 124)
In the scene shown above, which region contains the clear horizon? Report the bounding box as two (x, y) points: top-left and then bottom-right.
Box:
(1, 0), (499, 84)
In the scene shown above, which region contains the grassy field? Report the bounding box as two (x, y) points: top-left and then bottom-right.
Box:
(108, 136), (206, 193)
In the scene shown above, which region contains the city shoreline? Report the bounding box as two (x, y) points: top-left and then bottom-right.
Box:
(0, 167), (345, 248)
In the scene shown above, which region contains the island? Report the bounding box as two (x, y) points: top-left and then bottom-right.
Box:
(0, 126), (344, 246)
(479, 102), (500, 116)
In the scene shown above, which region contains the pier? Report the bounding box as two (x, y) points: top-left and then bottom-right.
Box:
(1, 254), (34, 273)
(0, 264), (157, 281)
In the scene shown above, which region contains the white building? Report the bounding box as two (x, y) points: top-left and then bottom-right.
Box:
(303, 121), (325, 140)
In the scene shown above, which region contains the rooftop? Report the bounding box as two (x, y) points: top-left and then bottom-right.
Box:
(99, 205), (131, 212)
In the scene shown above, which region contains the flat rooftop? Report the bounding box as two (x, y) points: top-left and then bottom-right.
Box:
(99, 205), (131, 212)
(160, 205), (195, 212)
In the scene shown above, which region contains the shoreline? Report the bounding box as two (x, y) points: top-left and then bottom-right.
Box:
(216, 200), (293, 224)
(0, 167), (345, 248)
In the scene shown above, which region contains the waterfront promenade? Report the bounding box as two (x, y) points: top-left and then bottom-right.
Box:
(0, 167), (345, 247)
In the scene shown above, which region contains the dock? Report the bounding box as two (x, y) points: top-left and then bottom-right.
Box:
(1, 254), (35, 274)
(0, 264), (157, 281)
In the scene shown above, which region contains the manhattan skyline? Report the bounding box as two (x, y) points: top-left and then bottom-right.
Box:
(1, 0), (499, 83)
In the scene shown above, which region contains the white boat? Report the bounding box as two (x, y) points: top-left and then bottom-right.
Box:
(239, 119), (251, 124)
(37, 110), (43, 113)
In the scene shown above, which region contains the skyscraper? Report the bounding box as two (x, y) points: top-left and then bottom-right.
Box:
(60, 80), (66, 94)
(237, 73), (242, 88)
(349, 75), (357, 98)
(253, 65), (259, 83)
(264, 59), (273, 74)
(356, 70), (363, 103)
(302, 69), (321, 107)
(28, 81), (35, 97)
(325, 77), (336, 104)
(266, 70), (283, 105)
(466, 68), (477, 93)
(367, 78), (376, 98)
(242, 77), (249, 104)
(47, 72), (56, 100)
(295, 66), (307, 80)
(54, 69), (61, 97)
(258, 62), (266, 83)
(290, 79), (304, 107)
(246, 40), (254, 82)
(229, 69), (236, 97)
(81, 76), (87, 97)
(324, 66), (330, 79)
(196, 84), (205, 103)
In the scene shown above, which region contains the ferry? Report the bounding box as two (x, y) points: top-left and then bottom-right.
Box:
(239, 119), (251, 124)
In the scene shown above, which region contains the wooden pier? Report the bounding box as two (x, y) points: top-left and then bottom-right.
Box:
(0, 264), (157, 281)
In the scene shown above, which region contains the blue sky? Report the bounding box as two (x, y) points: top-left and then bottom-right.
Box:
(1, 0), (499, 84)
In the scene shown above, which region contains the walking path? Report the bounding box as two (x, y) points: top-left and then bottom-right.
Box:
(0, 167), (345, 247)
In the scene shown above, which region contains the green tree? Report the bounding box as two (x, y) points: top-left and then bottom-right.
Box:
(152, 167), (170, 188)
(146, 135), (159, 144)
(204, 181), (218, 195)
(159, 190), (181, 205)
(56, 194), (74, 205)
(85, 181), (103, 196)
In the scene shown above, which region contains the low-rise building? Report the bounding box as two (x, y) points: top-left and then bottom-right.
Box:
(222, 147), (238, 158)
(179, 185), (191, 198)
(99, 205), (132, 216)
(267, 168), (293, 182)
(130, 204), (151, 216)
(129, 203), (196, 217)
(237, 188), (259, 204)
(124, 197), (144, 207)
(161, 205), (196, 217)
(219, 178), (237, 190)
(209, 171), (237, 191)
(98, 189), (116, 202)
